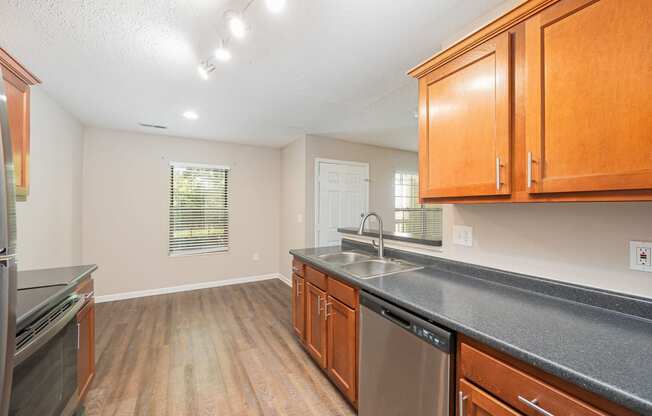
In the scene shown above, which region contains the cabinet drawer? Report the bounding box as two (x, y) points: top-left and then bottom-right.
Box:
(292, 258), (305, 277)
(305, 266), (327, 291)
(327, 277), (356, 309)
(460, 342), (608, 416)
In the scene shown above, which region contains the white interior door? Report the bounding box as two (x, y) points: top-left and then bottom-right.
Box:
(316, 160), (369, 247)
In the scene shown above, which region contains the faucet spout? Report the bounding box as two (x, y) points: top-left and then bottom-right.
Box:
(358, 212), (384, 258)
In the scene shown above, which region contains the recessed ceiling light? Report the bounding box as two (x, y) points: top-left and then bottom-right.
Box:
(265, 0), (286, 13)
(228, 15), (247, 38)
(183, 110), (199, 120)
(214, 46), (231, 62)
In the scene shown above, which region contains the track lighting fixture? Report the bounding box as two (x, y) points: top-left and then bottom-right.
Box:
(196, 0), (287, 79)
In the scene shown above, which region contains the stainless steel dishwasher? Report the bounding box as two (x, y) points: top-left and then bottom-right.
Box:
(359, 291), (452, 416)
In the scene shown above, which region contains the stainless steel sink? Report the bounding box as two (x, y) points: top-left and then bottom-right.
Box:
(318, 251), (374, 265)
(340, 259), (423, 279)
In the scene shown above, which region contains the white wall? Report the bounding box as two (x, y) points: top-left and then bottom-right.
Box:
(305, 135), (418, 246)
(16, 87), (83, 270)
(81, 128), (280, 297)
(432, 203), (652, 298)
(279, 137), (307, 279)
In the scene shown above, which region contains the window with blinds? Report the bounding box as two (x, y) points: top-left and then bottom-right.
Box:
(169, 163), (229, 256)
(394, 172), (442, 240)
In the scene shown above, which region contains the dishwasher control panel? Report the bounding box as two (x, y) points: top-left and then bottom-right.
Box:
(413, 325), (450, 351)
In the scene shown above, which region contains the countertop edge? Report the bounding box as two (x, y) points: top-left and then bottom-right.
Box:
(289, 248), (652, 415)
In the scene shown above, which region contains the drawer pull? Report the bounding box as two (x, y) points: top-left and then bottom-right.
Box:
(459, 391), (469, 416)
(292, 266), (300, 273)
(518, 396), (554, 416)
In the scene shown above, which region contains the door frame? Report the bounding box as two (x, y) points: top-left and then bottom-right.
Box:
(314, 158), (370, 247)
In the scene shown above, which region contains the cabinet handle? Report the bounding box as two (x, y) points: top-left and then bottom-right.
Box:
(527, 152), (533, 188)
(317, 295), (322, 316)
(495, 157), (502, 190)
(292, 266), (300, 273)
(77, 322), (80, 350)
(324, 301), (332, 320)
(459, 391), (469, 416)
(518, 396), (554, 416)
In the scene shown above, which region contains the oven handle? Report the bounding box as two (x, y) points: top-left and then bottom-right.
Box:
(14, 294), (87, 366)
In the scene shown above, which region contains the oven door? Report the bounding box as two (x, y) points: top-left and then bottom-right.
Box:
(9, 295), (85, 416)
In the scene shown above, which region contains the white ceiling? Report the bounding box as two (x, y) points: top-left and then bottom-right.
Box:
(0, 0), (512, 151)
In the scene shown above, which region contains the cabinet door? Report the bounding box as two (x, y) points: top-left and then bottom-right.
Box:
(305, 283), (327, 368)
(77, 299), (95, 400)
(326, 296), (356, 403)
(419, 31), (511, 199)
(525, 0), (652, 194)
(1, 68), (30, 198)
(459, 379), (522, 416)
(291, 274), (305, 341)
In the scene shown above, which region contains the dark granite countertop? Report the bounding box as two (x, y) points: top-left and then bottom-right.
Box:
(17, 265), (97, 332)
(338, 226), (442, 247)
(290, 241), (652, 415)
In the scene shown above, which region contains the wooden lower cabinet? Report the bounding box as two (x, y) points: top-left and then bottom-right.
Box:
(291, 274), (305, 341)
(457, 337), (637, 416)
(459, 379), (522, 416)
(291, 258), (359, 406)
(77, 298), (95, 400)
(305, 282), (327, 368)
(326, 296), (357, 403)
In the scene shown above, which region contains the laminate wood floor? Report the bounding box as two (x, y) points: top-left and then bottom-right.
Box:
(83, 279), (356, 416)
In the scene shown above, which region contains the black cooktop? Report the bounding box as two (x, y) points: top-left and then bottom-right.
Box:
(16, 285), (70, 332)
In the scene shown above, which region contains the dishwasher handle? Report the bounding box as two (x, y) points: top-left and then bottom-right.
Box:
(361, 290), (452, 353)
(381, 308), (412, 329)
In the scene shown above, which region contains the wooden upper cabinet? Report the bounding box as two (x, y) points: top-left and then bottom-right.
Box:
(411, 0), (652, 203)
(418, 31), (511, 199)
(525, 0), (652, 195)
(0, 48), (40, 200)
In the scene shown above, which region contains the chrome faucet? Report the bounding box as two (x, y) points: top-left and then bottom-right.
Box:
(358, 212), (384, 259)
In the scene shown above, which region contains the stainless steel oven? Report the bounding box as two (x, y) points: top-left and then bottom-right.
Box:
(9, 294), (85, 416)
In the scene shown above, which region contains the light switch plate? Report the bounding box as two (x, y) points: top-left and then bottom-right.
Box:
(629, 241), (652, 272)
(453, 225), (473, 247)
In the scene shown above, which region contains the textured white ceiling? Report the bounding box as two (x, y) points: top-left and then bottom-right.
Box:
(0, 0), (511, 151)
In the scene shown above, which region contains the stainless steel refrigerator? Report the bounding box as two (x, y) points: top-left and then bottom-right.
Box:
(0, 67), (18, 416)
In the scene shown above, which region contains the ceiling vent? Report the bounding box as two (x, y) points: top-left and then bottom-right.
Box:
(139, 123), (168, 130)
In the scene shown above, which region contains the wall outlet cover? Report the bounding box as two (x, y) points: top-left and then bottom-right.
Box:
(629, 241), (652, 272)
(453, 225), (473, 247)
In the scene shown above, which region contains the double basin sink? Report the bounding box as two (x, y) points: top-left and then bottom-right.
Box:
(317, 251), (423, 279)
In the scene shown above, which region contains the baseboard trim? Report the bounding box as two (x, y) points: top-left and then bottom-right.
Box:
(277, 273), (292, 286)
(96, 273), (285, 303)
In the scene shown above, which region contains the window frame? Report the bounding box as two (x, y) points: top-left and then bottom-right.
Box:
(393, 171), (442, 240)
(168, 161), (231, 257)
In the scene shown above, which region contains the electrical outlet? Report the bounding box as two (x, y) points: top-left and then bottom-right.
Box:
(629, 241), (652, 272)
(453, 225), (473, 247)
(252, 252), (260, 261)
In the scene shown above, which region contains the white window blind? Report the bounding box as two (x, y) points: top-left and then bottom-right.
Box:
(169, 163), (229, 255)
(394, 172), (442, 240)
